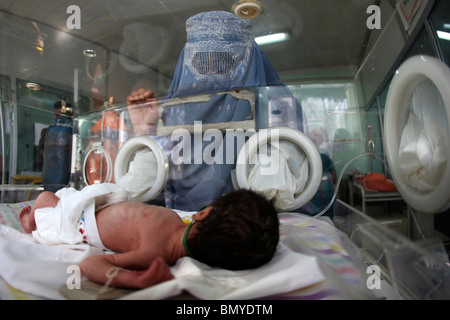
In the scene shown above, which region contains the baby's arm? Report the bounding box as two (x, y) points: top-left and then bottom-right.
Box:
(79, 251), (174, 289)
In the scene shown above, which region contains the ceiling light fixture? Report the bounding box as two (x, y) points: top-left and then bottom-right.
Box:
(232, 0), (264, 20)
(26, 82), (41, 91)
(255, 32), (291, 45)
(83, 49), (97, 57)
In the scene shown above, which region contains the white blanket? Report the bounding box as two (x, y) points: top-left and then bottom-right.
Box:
(0, 223), (324, 300)
(0, 225), (103, 300)
(123, 243), (323, 300)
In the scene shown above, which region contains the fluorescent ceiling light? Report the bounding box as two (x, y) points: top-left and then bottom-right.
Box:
(437, 30), (450, 41)
(255, 32), (290, 45)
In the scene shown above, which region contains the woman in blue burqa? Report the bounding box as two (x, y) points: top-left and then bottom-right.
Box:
(127, 11), (305, 211)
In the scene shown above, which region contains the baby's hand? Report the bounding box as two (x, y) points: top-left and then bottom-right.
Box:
(136, 257), (174, 288)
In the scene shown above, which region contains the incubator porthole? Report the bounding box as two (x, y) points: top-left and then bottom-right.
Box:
(83, 146), (113, 185)
(114, 137), (168, 203)
(235, 126), (322, 211)
(384, 55), (450, 213)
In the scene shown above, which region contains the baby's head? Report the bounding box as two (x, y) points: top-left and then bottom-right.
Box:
(187, 189), (279, 270)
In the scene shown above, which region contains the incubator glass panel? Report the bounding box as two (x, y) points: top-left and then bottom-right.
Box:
(72, 104), (133, 188)
(158, 90), (255, 136)
(430, 0), (450, 64)
(70, 83), (358, 216)
(290, 83), (363, 176)
(0, 75), (11, 185)
(404, 27), (437, 60)
(15, 80), (72, 174)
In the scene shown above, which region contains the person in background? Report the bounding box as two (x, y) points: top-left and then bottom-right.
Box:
(35, 100), (66, 171)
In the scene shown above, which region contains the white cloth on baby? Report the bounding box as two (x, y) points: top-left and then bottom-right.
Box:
(398, 79), (448, 192)
(32, 183), (130, 248)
